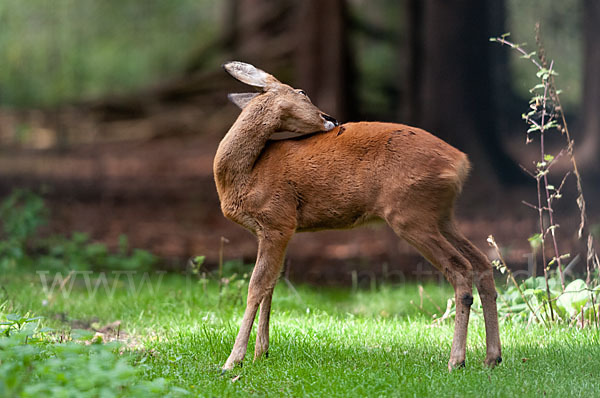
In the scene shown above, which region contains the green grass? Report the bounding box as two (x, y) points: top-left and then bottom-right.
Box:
(2, 272), (599, 397)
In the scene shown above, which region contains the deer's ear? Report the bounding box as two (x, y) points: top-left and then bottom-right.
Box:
(222, 61), (275, 88)
(227, 92), (260, 109)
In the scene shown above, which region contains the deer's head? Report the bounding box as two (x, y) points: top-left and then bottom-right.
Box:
(223, 61), (338, 140)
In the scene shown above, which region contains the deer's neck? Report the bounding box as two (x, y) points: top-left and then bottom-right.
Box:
(214, 103), (278, 196)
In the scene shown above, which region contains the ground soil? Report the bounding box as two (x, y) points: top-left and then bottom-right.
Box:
(1, 94), (597, 286)
(2, 131), (596, 286)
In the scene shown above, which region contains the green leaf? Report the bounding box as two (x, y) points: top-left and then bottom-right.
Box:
(529, 83), (545, 93)
(528, 233), (543, 250)
(557, 279), (590, 316)
(71, 329), (95, 341)
(193, 256), (206, 266)
(544, 154), (555, 162)
(5, 314), (21, 322)
(521, 51), (536, 60)
(559, 253), (570, 261)
(529, 95), (543, 104)
(536, 68), (548, 79)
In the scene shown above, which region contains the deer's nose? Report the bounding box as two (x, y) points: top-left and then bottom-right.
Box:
(322, 114), (339, 126)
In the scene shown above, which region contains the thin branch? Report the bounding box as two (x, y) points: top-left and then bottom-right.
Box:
(545, 149), (565, 170)
(536, 172), (554, 320)
(521, 200), (539, 211)
(492, 36), (543, 70)
(539, 61), (565, 291)
(487, 236), (547, 327)
(519, 164), (536, 178)
(549, 171), (571, 203)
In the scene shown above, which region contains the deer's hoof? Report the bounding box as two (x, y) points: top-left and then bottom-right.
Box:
(484, 355), (502, 368)
(254, 349), (269, 361)
(222, 359), (242, 373)
(448, 360), (465, 372)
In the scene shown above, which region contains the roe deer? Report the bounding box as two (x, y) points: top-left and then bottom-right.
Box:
(214, 61), (501, 372)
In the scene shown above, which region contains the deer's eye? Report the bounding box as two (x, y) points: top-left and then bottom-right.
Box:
(298, 90), (307, 96)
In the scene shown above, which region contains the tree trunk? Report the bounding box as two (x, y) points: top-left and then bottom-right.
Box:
(294, 0), (352, 120)
(578, 0), (600, 173)
(187, 0), (353, 121)
(403, 0), (423, 126)
(410, 0), (524, 184)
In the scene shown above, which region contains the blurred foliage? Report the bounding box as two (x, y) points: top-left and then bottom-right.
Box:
(507, 0), (582, 108)
(0, 190), (157, 272)
(0, 189), (46, 246)
(0, 0), (219, 107)
(0, 0), (584, 113)
(349, 0), (404, 120)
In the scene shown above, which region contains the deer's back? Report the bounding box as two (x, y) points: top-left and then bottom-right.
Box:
(241, 122), (469, 232)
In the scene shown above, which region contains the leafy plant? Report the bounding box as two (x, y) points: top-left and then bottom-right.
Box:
(190, 251), (251, 306)
(0, 313), (46, 339)
(487, 236), (599, 326)
(0, 189), (47, 270)
(39, 232), (157, 272)
(482, 27), (600, 326)
(0, 334), (188, 397)
(0, 310), (189, 396)
(217, 260), (251, 306)
(0, 190), (157, 272)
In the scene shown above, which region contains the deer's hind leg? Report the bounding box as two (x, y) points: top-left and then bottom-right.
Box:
(441, 221), (502, 367)
(387, 213), (474, 371)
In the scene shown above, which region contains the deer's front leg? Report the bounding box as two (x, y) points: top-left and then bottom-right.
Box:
(254, 288), (274, 360)
(222, 232), (290, 371)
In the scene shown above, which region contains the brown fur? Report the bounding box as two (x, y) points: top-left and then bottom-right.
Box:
(215, 62), (501, 372)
